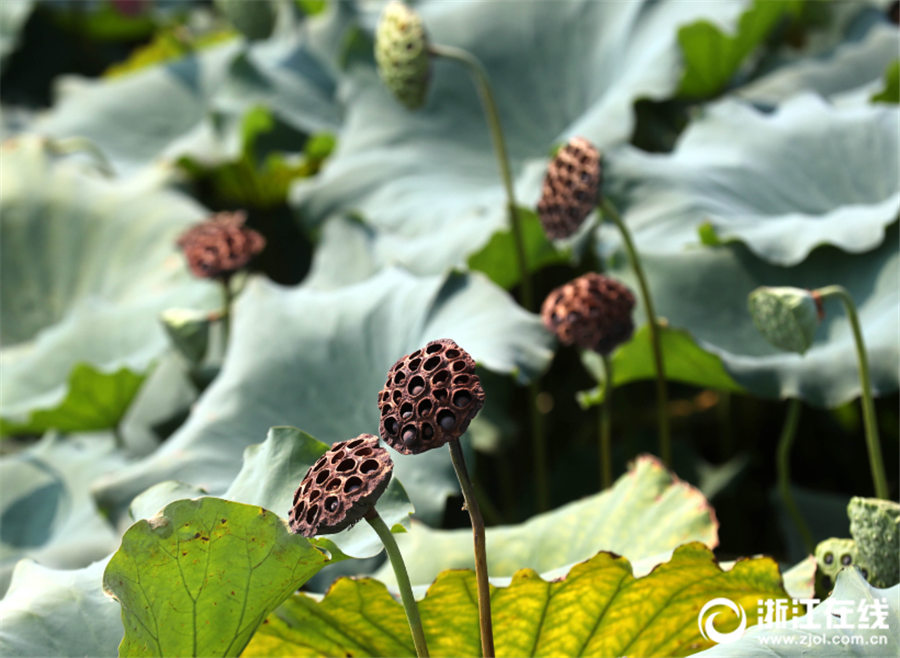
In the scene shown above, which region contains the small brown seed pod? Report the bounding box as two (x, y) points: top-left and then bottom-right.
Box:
(176, 210), (265, 281)
(378, 339), (485, 455)
(537, 136), (602, 240)
(541, 273), (635, 355)
(288, 434), (393, 537)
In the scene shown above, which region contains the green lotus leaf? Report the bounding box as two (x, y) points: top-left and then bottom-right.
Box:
(599, 222), (899, 407)
(578, 324), (744, 408)
(245, 542), (793, 658)
(374, 455), (717, 588)
(92, 268), (554, 525)
(0, 558), (122, 657)
(0, 433), (124, 596)
(605, 94), (899, 266)
(872, 59), (900, 104)
(696, 567), (899, 657)
(103, 497), (327, 658)
(292, 0), (746, 285)
(0, 137), (219, 435)
(32, 6), (348, 174)
(677, 0), (803, 98)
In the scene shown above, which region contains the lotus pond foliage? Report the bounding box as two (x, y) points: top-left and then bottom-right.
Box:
(0, 1), (898, 657)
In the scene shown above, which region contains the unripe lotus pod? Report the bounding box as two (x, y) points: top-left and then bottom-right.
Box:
(289, 434), (393, 537)
(537, 137), (602, 239)
(176, 211), (265, 281)
(541, 273), (635, 355)
(375, 1), (431, 109)
(378, 339), (485, 454)
(748, 286), (823, 355)
(214, 0), (277, 41)
(815, 537), (861, 582)
(848, 496), (900, 587)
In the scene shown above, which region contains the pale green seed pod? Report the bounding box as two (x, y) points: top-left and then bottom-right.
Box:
(748, 286), (822, 355)
(815, 537), (859, 582)
(848, 496), (900, 587)
(375, 1), (431, 109)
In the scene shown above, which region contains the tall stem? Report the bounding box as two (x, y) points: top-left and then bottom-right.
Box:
(598, 198), (671, 466)
(816, 286), (889, 499)
(220, 278), (233, 347)
(429, 43), (532, 310)
(431, 42), (548, 512)
(599, 354), (613, 489)
(365, 509), (430, 658)
(448, 440), (494, 657)
(776, 399), (814, 554)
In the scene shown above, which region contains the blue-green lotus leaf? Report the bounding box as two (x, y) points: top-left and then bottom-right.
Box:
(0, 137), (218, 434)
(92, 268), (553, 524)
(605, 94), (899, 266)
(600, 222), (899, 407)
(292, 0), (746, 286)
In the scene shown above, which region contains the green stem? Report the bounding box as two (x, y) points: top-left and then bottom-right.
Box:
(598, 198), (671, 466)
(776, 399), (814, 554)
(429, 43), (532, 311)
(530, 381), (549, 511)
(599, 355), (613, 490)
(448, 440), (495, 657)
(220, 278), (233, 347)
(365, 509), (430, 658)
(815, 286), (889, 499)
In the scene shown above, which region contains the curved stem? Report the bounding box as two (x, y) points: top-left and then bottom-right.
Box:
(365, 509), (430, 658)
(776, 399), (814, 554)
(815, 286), (889, 499)
(598, 198), (671, 466)
(530, 381), (549, 511)
(448, 440), (494, 657)
(429, 43), (532, 311)
(599, 355), (614, 489)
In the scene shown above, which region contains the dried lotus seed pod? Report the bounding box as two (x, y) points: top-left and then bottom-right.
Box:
(537, 136), (602, 240)
(378, 338), (485, 455)
(288, 434), (393, 537)
(541, 273), (635, 355)
(748, 286), (822, 355)
(176, 210), (265, 281)
(375, 1), (431, 110)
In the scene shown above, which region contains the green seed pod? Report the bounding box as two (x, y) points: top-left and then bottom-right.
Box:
(215, 0), (277, 41)
(375, 1), (431, 109)
(748, 286), (822, 355)
(848, 496), (900, 587)
(815, 537), (859, 583)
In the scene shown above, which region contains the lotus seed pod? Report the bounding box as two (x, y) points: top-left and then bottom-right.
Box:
(378, 339), (485, 455)
(848, 496), (900, 587)
(537, 137), (602, 240)
(375, 1), (431, 109)
(176, 210), (265, 281)
(289, 434), (393, 537)
(815, 537), (860, 582)
(541, 273), (635, 355)
(215, 0), (277, 41)
(748, 286), (822, 355)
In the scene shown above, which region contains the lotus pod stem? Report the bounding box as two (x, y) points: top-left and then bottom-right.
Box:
(815, 285), (888, 500)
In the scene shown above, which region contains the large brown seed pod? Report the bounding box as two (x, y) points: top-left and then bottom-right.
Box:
(541, 273), (635, 355)
(537, 136), (602, 240)
(378, 339), (485, 455)
(288, 434), (393, 537)
(176, 210), (265, 281)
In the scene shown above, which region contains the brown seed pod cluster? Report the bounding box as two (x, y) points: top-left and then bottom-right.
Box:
(541, 273), (635, 355)
(176, 210), (265, 280)
(378, 339), (485, 455)
(537, 136), (602, 240)
(288, 434), (393, 537)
